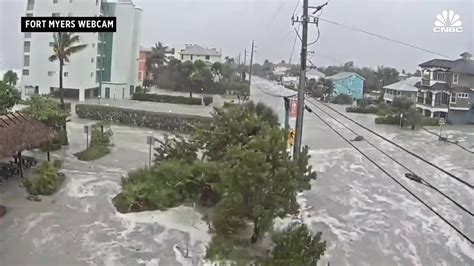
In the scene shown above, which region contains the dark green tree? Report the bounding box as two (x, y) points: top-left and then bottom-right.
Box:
(0, 81), (20, 115)
(3, 70), (18, 86)
(270, 223), (326, 265)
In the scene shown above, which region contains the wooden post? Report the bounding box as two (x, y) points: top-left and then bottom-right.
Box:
(17, 151), (23, 178)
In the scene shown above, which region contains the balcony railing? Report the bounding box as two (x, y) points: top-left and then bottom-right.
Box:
(421, 79), (430, 85)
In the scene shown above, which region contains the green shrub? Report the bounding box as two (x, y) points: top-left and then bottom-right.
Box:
(203, 96), (213, 106)
(223, 102), (237, 108)
(215, 81), (250, 95)
(346, 106), (379, 114)
(422, 117), (440, 126)
(22, 162), (64, 196)
(53, 159), (63, 168)
(76, 145), (111, 161)
(132, 93), (202, 105)
(90, 122), (113, 146)
(75, 104), (211, 134)
(375, 115), (400, 124)
(331, 94), (353, 105)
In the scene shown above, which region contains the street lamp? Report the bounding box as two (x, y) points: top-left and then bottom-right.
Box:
(98, 95), (101, 105)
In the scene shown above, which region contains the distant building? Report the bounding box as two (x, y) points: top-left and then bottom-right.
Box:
(21, 0), (142, 101)
(415, 51), (474, 124)
(281, 76), (298, 89)
(398, 72), (409, 81)
(137, 47), (151, 85)
(306, 69), (326, 81)
(383, 76), (420, 104)
(272, 61), (292, 79)
(326, 72), (365, 100)
(176, 44), (222, 65)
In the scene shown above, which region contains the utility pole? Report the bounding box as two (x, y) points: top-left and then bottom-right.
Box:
(238, 52), (241, 65)
(292, 0), (309, 159)
(291, 0), (327, 158)
(248, 40), (255, 86)
(244, 49), (247, 65)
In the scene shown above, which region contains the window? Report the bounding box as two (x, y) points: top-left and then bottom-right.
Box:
(23, 69), (29, 76)
(130, 85), (134, 95)
(105, 87), (110, 98)
(91, 58), (94, 63)
(64, 72), (69, 77)
(49, 42), (54, 47)
(397, 90), (401, 96)
(24, 55), (30, 66)
(52, 12), (60, 17)
(433, 72), (445, 81)
(92, 43), (95, 48)
(70, 0), (73, 2)
(181, 54), (184, 60)
(53, 0), (58, 4)
(205, 55), (210, 60)
(450, 92), (456, 103)
(26, 13), (33, 17)
(348, 78), (353, 85)
(96, 0), (99, 5)
(458, 93), (469, 98)
(90, 72), (94, 78)
(191, 55), (194, 60)
(48, 71), (54, 76)
(24, 41), (30, 52)
(453, 74), (459, 84)
(25, 32), (31, 38)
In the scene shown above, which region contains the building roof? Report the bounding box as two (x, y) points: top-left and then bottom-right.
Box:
(419, 55), (474, 75)
(306, 69), (326, 79)
(0, 112), (56, 158)
(383, 77), (420, 92)
(180, 45), (221, 56)
(326, 72), (365, 81)
(415, 82), (450, 91)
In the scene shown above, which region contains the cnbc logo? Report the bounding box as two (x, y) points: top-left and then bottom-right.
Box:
(433, 10), (463, 33)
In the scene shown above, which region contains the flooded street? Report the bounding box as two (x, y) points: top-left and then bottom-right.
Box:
(0, 77), (473, 265)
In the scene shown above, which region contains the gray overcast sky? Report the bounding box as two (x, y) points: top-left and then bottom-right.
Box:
(1, 0), (473, 72)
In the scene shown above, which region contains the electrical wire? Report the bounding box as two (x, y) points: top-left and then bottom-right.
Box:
(305, 99), (473, 216)
(422, 127), (474, 154)
(289, 24), (301, 64)
(314, 98), (473, 189)
(318, 18), (452, 59)
(254, 83), (296, 98)
(303, 104), (473, 244)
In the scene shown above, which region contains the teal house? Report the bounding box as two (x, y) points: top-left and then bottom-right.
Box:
(327, 72), (365, 100)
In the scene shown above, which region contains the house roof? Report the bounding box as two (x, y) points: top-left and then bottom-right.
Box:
(415, 82), (450, 91)
(180, 45), (221, 56)
(0, 112), (56, 158)
(419, 57), (474, 75)
(306, 69), (326, 79)
(326, 72), (365, 81)
(383, 77), (420, 92)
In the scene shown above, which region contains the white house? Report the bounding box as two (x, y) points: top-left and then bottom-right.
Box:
(20, 0), (142, 101)
(383, 76), (420, 103)
(175, 44), (222, 65)
(306, 69), (326, 81)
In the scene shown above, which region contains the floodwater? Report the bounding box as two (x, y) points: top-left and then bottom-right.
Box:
(0, 77), (472, 265)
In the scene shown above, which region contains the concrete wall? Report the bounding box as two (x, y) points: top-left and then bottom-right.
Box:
(180, 54), (221, 64)
(455, 73), (474, 88)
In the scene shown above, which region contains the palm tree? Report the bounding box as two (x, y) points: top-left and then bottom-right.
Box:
(49, 32), (87, 145)
(3, 70), (18, 86)
(147, 42), (170, 85)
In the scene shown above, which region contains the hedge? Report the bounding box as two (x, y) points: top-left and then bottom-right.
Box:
(375, 115), (399, 125)
(346, 106), (379, 114)
(203, 96), (213, 106)
(132, 93), (202, 105)
(75, 104), (211, 133)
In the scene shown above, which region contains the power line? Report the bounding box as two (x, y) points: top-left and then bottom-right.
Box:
(318, 18), (453, 59)
(422, 127), (474, 154)
(315, 99), (473, 189)
(303, 104), (473, 244)
(305, 99), (473, 216)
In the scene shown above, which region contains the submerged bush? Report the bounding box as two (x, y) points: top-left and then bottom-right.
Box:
(23, 162), (64, 196)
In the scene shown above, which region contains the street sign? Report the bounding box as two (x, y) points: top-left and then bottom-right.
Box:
(439, 118), (446, 126)
(288, 128), (295, 148)
(290, 100), (297, 118)
(146, 136), (155, 145)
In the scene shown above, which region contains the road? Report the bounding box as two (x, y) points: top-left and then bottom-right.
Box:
(250, 76), (473, 265)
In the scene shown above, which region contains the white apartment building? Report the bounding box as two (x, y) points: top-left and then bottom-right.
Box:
(21, 0), (141, 101)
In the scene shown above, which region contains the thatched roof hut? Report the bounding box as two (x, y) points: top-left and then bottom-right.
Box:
(0, 112), (57, 158)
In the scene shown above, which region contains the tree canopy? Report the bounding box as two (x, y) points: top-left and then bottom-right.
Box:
(3, 70), (18, 86)
(0, 81), (20, 115)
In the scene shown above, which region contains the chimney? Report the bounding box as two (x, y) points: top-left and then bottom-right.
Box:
(460, 52), (472, 60)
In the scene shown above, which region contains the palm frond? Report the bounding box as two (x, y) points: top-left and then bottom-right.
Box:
(65, 35), (80, 47)
(64, 44), (87, 58)
(49, 54), (58, 62)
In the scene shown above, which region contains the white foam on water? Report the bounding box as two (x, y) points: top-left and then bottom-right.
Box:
(137, 258), (160, 266)
(23, 212), (53, 235)
(117, 205), (211, 247)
